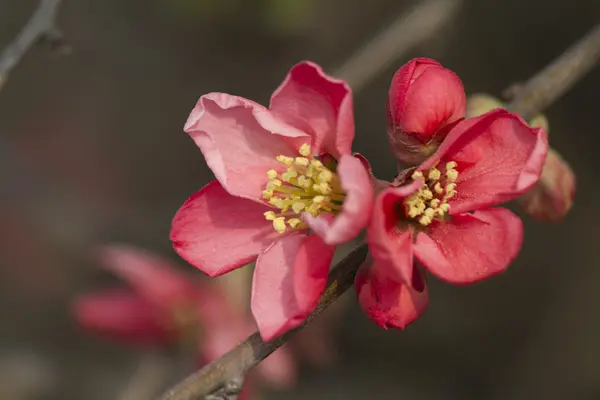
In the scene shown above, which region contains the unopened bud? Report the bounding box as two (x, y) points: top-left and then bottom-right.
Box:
(519, 148), (575, 221)
(465, 93), (505, 118)
(387, 58), (466, 166)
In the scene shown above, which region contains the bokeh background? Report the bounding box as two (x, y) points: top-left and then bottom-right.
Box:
(1, 0), (599, 399)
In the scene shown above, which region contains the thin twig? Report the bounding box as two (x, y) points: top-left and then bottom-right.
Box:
(159, 20), (600, 400)
(0, 0), (66, 89)
(333, 0), (462, 93)
(508, 24), (600, 120)
(158, 244), (369, 400)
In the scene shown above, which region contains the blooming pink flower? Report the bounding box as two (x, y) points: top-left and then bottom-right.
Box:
(387, 58), (466, 165)
(73, 245), (297, 394)
(170, 61), (373, 341)
(357, 109), (548, 328)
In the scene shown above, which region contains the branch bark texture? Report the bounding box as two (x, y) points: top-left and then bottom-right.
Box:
(0, 0), (64, 89)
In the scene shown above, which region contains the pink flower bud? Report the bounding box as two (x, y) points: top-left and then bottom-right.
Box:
(519, 148), (575, 221)
(387, 58), (466, 165)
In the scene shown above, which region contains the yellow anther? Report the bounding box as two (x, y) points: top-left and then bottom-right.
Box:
(446, 169), (458, 182)
(263, 146), (346, 234)
(313, 195), (326, 204)
(292, 202), (306, 213)
(288, 218), (302, 228)
(428, 168), (441, 181)
(295, 157), (310, 166)
(310, 160), (323, 168)
(281, 168), (298, 182)
(273, 217), (287, 233)
(297, 175), (311, 188)
(419, 215), (433, 226)
(422, 189), (433, 200)
(424, 208), (435, 218)
(411, 170), (423, 179)
(402, 159), (458, 226)
(313, 182), (332, 195)
(267, 179), (282, 190)
(318, 170), (333, 183)
(276, 155), (294, 165)
(299, 144), (311, 156)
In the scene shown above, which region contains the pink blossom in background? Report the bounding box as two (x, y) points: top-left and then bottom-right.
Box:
(73, 245), (300, 396)
(171, 61), (373, 341)
(357, 109), (548, 329)
(386, 58), (467, 165)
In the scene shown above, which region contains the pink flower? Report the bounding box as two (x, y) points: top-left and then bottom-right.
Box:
(170, 61), (373, 341)
(358, 109), (548, 328)
(73, 245), (297, 394)
(387, 58), (466, 165)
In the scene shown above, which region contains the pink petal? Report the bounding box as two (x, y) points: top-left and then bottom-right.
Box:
(73, 289), (172, 346)
(251, 234), (335, 341)
(270, 61), (354, 158)
(355, 259), (429, 329)
(420, 109), (548, 214)
(97, 245), (196, 308)
(184, 93), (309, 201)
(413, 207), (523, 284)
(304, 154), (373, 245)
(388, 58), (465, 139)
(366, 181), (423, 286)
(171, 181), (280, 277)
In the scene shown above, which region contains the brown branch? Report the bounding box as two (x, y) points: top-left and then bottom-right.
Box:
(508, 24), (600, 120)
(159, 21), (600, 400)
(0, 0), (66, 90)
(158, 244), (369, 400)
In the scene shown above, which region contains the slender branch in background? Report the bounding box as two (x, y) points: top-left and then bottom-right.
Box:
(333, 0), (462, 93)
(508, 24), (600, 120)
(0, 0), (67, 90)
(159, 19), (600, 400)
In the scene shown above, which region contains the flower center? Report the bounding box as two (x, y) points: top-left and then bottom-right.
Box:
(262, 144), (345, 233)
(403, 160), (459, 226)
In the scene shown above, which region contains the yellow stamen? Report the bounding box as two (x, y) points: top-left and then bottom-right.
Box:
(262, 145), (346, 233)
(288, 218), (302, 228)
(273, 217), (287, 233)
(276, 155), (294, 165)
(295, 157), (310, 166)
(402, 160), (459, 226)
(299, 144), (311, 156)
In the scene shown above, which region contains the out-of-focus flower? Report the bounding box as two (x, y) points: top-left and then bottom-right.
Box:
(466, 94), (576, 221)
(171, 61), (373, 341)
(357, 109), (548, 329)
(387, 58), (466, 166)
(73, 245), (298, 395)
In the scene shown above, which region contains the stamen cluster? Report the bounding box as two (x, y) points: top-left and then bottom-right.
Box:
(403, 161), (459, 226)
(262, 144), (345, 233)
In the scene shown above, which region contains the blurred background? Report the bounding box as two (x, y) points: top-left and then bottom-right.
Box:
(0, 0), (599, 399)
